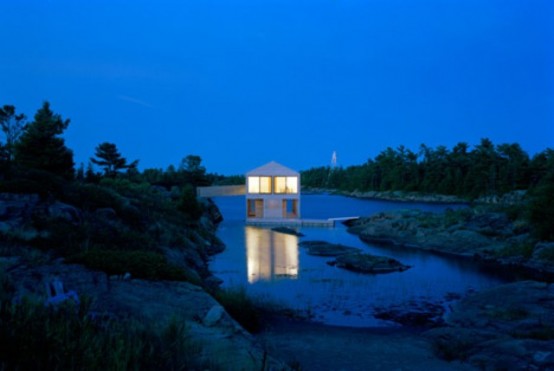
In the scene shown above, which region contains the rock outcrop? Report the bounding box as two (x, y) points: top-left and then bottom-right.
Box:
(299, 240), (410, 274)
(329, 253), (410, 274)
(299, 240), (360, 256)
(426, 281), (554, 370)
(347, 208), (554, 277)
(2, 258), (288, 370)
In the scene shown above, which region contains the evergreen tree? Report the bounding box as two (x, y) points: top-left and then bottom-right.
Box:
(91, 142), (138, 177)
(14, 101), (74, 179)
(0, 105), (27, 163)
(179, 155), (207, 187)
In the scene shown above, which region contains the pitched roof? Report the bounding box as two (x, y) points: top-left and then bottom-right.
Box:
(246, 161), (299, 176)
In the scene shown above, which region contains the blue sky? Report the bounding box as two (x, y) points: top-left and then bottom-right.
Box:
(1, 0), (552, 174)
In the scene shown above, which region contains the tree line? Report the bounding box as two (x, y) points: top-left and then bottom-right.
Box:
(302, 139), (553, 199)
(0, 102), (221, 221)
(0, 102), (214, 188)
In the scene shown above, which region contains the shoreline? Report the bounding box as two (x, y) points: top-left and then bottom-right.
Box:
(302, 188), (470, 205)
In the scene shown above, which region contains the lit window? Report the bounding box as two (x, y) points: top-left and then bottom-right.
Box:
(248, 176), (272, 194)
(260, 176), (272, 193)
(286, 177), (298, 194)
(274, 176), (297, 194)
(274, 177), (287, 193)
(248, 177), (260, 193)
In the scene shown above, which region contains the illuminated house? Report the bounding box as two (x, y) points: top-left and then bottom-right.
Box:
(246, 161), (300, 220)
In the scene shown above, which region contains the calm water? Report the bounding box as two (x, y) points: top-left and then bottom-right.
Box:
(210, 194), (509, 327)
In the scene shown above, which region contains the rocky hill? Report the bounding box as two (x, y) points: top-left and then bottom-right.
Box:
(0, 177), (287, 370)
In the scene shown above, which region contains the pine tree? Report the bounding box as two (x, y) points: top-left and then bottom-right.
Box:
(91, 142), (138, 177)
(14, 102), (74, 179)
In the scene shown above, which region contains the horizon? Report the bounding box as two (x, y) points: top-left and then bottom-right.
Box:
(1, 0), (552, 175)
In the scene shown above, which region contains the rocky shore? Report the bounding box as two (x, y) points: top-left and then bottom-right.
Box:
(426, 281), (554, 369)
(346, 207), (554, 369)
(304, 188), (527, 206)
(0, 191), (287, 370)
(299, 240), (411, 274)
(347, 208), (554, 279)
(1, 257), (286, 369)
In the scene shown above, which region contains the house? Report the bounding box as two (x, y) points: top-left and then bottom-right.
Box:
(245, 161), (300, 221)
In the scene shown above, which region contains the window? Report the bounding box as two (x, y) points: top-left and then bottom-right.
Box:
(260, 176), (271, 193)
(286, 176), (298, 194)
(274, 177), (286, 193)
(274, 176), (298, 194)
(248, 177), (260, 193)
(248, 176), (272, 194)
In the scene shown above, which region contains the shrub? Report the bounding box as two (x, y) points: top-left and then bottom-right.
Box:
(494, 242), (535, 259)
(62, 182), (124, 212)
(177, 185), (203, 221)
(69, 249), (189, 282)
(0, 298), (204, 370)
(215, 286), (262, 333)
(0, 169), (66, 199)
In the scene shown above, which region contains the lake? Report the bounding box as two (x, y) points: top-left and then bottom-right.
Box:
(210, 194), (510, 327)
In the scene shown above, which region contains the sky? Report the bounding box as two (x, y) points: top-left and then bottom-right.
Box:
(1, 0), (553, 175)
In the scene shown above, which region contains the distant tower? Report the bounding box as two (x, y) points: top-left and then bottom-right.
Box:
(326, 150), (337, 188)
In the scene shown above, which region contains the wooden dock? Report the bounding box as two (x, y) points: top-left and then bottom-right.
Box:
(246, 218), (336, 227)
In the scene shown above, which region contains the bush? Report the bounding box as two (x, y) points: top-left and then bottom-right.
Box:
(494, 242), (535, 259)
(0, 169), (66, 199)
(69, 249), (189, 282)
(62, 182), (124, 212)
(215, 286), (262, 333)
(0, 298), (204, 370)
(177, 185), (203, 221)
(528, 182), (554, 241)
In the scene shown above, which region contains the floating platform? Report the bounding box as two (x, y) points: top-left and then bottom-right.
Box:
(246, 218), (336, 228)
(244, 217), (359, 228)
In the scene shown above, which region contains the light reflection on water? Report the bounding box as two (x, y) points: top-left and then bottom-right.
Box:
(211, 194), (512, 327)
(246, 226), (299, 283)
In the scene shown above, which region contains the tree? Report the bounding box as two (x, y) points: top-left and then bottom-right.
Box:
(0, 105), (27, 166)
(14, 101), (74, 179)
(528, 149), (554, 240)
(91, 142), (138, 177)
(179, 155), (207, 187)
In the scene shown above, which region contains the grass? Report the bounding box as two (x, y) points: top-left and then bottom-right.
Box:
(0, 297), (206, 370)
(431, 336), (473, 362)
(494, 242), (535, 259)
(214, 286), (263, 333)
(68, 249), (200, 283)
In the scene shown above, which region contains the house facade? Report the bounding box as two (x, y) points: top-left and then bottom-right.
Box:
(245, 161), (300, 220)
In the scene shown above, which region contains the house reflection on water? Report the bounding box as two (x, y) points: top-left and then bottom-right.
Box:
(245, 226), (299, 283)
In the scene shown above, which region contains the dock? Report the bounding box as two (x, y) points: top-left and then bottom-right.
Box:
(245, 216), (359, 228)
(246, 218), (336, 227)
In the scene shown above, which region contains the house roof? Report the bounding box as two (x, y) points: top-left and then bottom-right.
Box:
(246, 161), (299, 176)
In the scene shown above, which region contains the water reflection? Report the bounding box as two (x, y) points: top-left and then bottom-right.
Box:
(246, 226), (299, 283)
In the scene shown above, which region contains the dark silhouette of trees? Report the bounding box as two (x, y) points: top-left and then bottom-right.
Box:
(0, 105), (27, 176)
(14, 101), (74, 179)
(528, 149), (554, 240)
(0, 105), (27, 161)
(179, 155), (208, 187)
(91, 142), (138, 178)
(301, 139), (549, 202)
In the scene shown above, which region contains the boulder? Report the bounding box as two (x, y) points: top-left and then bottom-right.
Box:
(203, 305), (226, 326)
(299, 241), (360, 256)
(329, 253), (410, 274)
(47, 201), (82, 224)
(374, 301), (445, 327)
